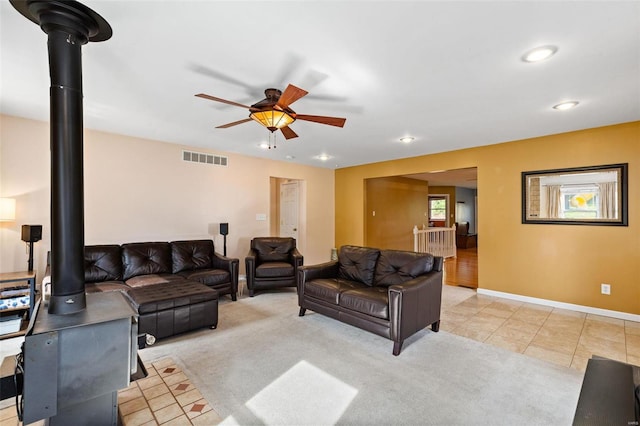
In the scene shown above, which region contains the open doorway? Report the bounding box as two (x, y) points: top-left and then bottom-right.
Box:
(364, 167), (478, 288)
(270, 177), (306, 255)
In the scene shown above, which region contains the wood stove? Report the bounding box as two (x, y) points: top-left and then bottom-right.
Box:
(9, 1), (139, 424)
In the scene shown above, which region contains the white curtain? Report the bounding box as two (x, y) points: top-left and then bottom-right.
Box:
(598, 182), (617, 219)
(546, 185), (562, 218)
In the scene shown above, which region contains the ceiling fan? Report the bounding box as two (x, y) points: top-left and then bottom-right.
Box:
(195, 84), (346, 140)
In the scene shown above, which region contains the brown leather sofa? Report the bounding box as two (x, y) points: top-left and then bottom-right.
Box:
(245, 237), (303, 297)
(81, 239), (238, 339)
(298, 245), (443, 355)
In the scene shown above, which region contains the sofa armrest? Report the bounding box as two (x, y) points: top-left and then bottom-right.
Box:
(298, 260), (339, 284)
(211, 252), (238, 271)
(432, 256), (443, 272)
(212, 252), (239, 292)
(245, 248), (258, 288)
(290, 247), (304, 267)
(297, 260), (340, 304)
(388, 269), (443, 343)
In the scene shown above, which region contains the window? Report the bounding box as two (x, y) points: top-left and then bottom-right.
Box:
(429, 198), (446, 220)
(561, 186), (599, 219)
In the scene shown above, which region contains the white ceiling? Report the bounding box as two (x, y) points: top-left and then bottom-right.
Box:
(1, 1), (639, 171)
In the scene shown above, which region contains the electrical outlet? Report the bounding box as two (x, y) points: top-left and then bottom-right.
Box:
(601, 283), (611, 295)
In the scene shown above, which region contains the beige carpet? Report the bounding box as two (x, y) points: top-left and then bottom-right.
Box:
(138, 288), (583, 425)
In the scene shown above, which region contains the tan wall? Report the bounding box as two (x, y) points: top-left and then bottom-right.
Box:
(0, 114), (335, 278)
(365, 176), (429, 250)
(336, 121), (640, 315)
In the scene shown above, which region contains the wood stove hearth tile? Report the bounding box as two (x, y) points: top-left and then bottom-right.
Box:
(153, 402), (184, 424)
(159, 365), (182, 378)
(176, 388), (204, 407)
(184, 398), (212, 419)
(170, 380), (195, 396)
(148, 392), (177, 412)
(136, 374), (164, 390)
(142, 382), (170, 400)
(118, 385), (144, 404)
(152, 358), (175, 369)
(163, 371), (188, 386)
(160, 414), (190, 425)
(122, 407), (155, 426)
(119, 396), (150, 417)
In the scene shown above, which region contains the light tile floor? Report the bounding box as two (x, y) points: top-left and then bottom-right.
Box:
(116, 357), (222, 425)
(2, 286), (638, 424)
(440, 285), (640, 372)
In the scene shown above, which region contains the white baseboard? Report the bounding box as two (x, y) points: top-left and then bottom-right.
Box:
(477, 288), (640, 323)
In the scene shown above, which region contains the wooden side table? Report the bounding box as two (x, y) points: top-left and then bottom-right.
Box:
(0, 271), (37, 339)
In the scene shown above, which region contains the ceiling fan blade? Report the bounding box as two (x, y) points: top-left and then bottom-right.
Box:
(277, 84), (308, 109)
(295, 114), (346, 128)
(195, 93), (254, 110)
(189, 63), (258, 93)
(280, 126), (298, 140)
(216, 118), (253, 128)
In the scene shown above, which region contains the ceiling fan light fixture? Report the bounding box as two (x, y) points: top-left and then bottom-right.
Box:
(250, 109), (295, 131)
(522, 45), (558, 63)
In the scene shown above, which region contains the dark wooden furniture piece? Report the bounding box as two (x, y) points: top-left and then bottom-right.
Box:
(573, 357), (639, 425)
(455, 222), (477, 249)
(0, 271), (36, 340)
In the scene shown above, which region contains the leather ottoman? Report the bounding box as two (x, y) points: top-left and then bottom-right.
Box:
(128, 279), (218, 339)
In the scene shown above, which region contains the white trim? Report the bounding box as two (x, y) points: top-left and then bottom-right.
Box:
(477, 288), (640, 323)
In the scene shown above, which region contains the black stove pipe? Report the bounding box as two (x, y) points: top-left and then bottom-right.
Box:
(10, 0), (112, 315)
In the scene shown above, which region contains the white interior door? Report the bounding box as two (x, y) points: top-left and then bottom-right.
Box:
(280, 181), (299, 240)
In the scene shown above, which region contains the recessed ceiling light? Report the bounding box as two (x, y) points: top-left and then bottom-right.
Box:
(553, 101), (579, 110)
(259, 142), (269, 149)
(522, 45), (558, 63)
(315, 154), (331, 161)
(399, 136), (415, 143)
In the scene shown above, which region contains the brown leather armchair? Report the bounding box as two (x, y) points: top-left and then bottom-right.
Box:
(245, 237), (303, 297)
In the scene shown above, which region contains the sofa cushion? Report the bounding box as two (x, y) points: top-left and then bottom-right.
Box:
(374, 250), (435, 287)
(84, 245), (122, 283)
(171, 240), (214, 273)
(256, 262), (294, 278)
(339, 287), (389, 319)
(122, 242), (172, 281)
(338, 245), (380, 286)
(178, 268), (230, 286)
(253, 238), (295, 263)
(304, 278), (364, 305)
(125, 273), (184, 288)
(85, 281), (129, 294)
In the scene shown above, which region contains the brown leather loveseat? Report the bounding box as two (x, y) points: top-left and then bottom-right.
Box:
(298, 245), (443, 355)
(81, 240), (239, 339)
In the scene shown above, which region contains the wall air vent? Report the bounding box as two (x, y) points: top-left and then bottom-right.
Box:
(182, 150), (228, 167)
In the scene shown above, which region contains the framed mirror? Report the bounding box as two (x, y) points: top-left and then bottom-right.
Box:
(522, 163), (628, 226)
